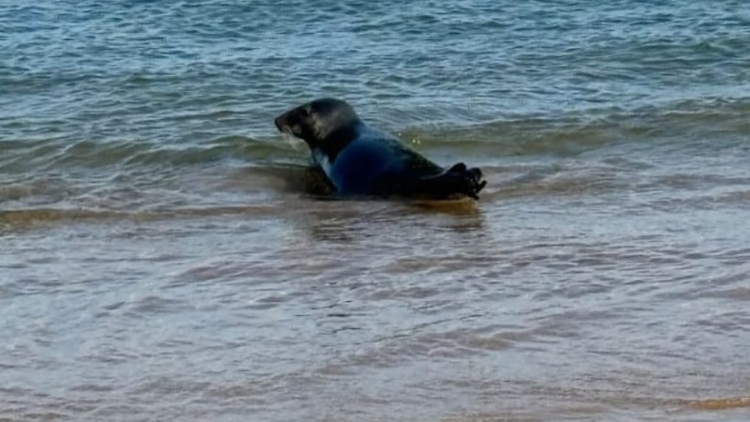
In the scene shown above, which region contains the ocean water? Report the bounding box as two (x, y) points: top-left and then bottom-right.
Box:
(2, 1), (750, 421)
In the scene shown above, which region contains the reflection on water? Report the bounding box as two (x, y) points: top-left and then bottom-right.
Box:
(2, 161), (749, 421)
(2, 152), (750, 422)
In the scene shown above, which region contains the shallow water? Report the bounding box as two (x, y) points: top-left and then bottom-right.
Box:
(2, 1), (750, 421)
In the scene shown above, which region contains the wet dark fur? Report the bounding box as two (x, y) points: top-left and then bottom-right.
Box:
(275, 98), (486, 200)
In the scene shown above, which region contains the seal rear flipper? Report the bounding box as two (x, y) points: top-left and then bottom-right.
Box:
(415, 163), (487, 200)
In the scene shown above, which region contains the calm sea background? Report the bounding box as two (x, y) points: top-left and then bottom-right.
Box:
(2, 1), (750, 421)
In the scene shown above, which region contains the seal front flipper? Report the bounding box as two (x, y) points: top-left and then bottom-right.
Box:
(302, 165), (337, 197)
(416, 162), (487, 200)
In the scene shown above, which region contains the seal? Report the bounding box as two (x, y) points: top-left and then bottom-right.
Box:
(274, 98), (486, 200)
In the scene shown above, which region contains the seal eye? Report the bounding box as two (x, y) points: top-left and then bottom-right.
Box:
(300, 106), (312, 118)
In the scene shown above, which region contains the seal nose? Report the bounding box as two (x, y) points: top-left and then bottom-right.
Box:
(274, 115), (285, 132)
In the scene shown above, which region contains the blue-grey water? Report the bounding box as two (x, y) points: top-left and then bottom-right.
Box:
(2, 1), (750, 421)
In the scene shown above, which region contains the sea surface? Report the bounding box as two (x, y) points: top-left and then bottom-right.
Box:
(2, 1), (750, 421)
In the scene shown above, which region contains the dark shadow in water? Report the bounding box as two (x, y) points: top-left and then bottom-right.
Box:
(305, 212), (485, 243)
(0, 163), (486, 237)
(246, 163), (489, 242)
(294, 196), (486, 244)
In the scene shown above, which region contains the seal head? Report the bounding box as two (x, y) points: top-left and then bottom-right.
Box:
(275, 98), (361, 160)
